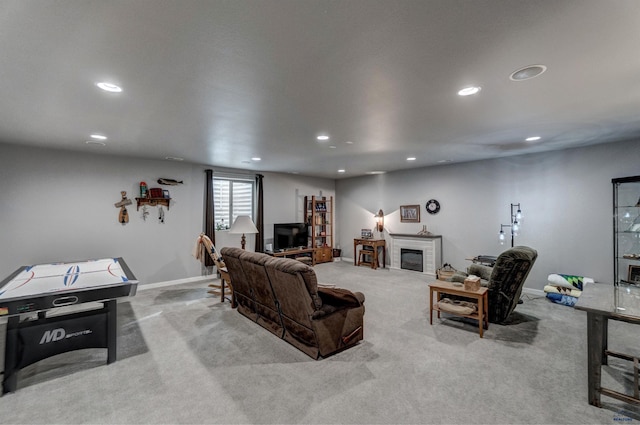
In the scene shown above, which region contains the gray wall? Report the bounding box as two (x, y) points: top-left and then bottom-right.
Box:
(3, 139), (638, 291)
(0, 143), (334, 285)
(336, 139), (640, 291)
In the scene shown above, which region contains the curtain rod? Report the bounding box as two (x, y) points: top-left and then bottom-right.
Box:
(205, 169), (257, 179)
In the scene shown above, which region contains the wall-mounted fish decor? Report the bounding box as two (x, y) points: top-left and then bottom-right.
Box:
(157, 178), (183, 185)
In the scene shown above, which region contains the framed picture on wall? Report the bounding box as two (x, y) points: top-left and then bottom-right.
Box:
(628, 265), (640, 284)
(400, 205), (420, 223)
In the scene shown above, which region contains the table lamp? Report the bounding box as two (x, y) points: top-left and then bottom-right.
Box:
(229, 215), (259, 250)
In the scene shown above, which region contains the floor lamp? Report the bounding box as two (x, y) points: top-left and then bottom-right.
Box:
(499, 203), (523, 247)
(229, 215), (259, 250)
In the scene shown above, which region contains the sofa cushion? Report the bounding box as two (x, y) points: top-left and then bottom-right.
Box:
(265, 256), (323, 309)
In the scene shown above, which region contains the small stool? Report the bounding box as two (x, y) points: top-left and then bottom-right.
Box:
(357, 248), (379, 269)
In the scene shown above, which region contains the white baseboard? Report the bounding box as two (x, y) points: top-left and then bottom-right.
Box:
(522, 287), (545, 297)
(138, 275), (212, 291)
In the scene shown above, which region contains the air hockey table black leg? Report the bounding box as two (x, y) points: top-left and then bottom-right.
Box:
(3, 316), (20, 394)
(105, 299), (117, 364)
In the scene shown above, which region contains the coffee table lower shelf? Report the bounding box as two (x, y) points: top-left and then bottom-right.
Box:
(428, 281), (489, 338)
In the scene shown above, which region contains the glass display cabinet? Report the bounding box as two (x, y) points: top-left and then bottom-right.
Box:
(613, 175), (640, 285)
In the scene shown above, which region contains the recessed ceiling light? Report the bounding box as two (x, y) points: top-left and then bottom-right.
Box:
(437, 159), (452, 163)
(85, 140), (106, 146)
(90, 134), (107, 140)
(366, 171), (386, 175)
(510, 65), (547, 81)
(329, 145), (337, 149)
(165, 156), (184, 161)
(458, 86), (481, 96)
(317, 135), (330, 141)
(96, 82), (122, 92)
(345, 141), (353, 144)
(251, 157), (261, 161)
(407, 157), (416, 161)
(337, 169), (346, 173)
(525, 136), (541, 142)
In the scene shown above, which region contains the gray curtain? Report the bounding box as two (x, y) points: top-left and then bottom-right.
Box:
(204, 169), (215, 267)
(255, 174), (264, 252)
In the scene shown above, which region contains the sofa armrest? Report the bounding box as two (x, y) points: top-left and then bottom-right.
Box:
(312, 287), (365, 319)
(318, 287), (364, 307)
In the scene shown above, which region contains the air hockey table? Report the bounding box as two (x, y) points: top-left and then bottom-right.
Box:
(0, 257), (138, 394)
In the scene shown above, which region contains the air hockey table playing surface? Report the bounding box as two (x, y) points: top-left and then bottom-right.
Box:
(0, 257), (137, 315)
(0, 257), (138, 393)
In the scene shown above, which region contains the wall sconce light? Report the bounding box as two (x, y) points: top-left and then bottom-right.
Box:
(229, 215), (259, 250)
(374, 209), (384, 233)
(499, 203), (523, 247)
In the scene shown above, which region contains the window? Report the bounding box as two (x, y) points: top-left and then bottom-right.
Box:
(214, 178), (254, 230)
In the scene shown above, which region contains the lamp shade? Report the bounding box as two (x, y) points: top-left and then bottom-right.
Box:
(229, 215), (259, 234)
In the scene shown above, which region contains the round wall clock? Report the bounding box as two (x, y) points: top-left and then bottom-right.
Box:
(426, 199), (440, 214)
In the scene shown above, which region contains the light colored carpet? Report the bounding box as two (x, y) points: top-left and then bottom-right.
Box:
(1, 260), (639, 424)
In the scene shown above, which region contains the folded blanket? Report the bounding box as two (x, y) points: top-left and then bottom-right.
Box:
(437, 297), (477, 315)
(547, 273), (593, 291)
(546, 292), (578, 307)
(543, 285), (582, 298)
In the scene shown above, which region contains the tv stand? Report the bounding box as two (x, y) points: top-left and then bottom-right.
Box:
(269, 247), (316, 266)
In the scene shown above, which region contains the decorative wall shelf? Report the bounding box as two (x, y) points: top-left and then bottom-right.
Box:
(135, 197), (170, 210)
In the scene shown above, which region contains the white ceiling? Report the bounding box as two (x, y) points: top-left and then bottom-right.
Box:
(2, 0), (640, 179)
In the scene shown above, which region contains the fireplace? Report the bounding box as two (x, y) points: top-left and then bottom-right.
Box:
(401, 248), (423, 272)
(388, 233), (442, 278)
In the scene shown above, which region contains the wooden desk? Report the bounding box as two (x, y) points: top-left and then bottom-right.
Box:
(268, 248), (316, 266)
(428, 281), (488, 338)
(353, 238), (386, 269)
(574, 283), (640, 407)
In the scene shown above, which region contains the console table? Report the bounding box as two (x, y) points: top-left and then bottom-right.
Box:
(268, 248), (316, 266)
(574, 282), (640, 407)
(353, 238), (386, 269)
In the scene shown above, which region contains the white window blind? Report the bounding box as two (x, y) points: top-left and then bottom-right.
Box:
(214, 178), (254, 229)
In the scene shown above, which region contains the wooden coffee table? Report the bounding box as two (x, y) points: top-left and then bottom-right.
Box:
(429, 281), (489, 338)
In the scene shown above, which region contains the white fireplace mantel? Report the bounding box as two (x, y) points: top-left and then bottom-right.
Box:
(388, 233), (443, 278)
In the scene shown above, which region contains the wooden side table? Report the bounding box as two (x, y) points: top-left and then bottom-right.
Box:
(429, 281), (489, 338)
(353, 238), (386, 269)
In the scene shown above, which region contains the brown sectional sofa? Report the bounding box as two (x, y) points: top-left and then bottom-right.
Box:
(220, 247), (365, 359)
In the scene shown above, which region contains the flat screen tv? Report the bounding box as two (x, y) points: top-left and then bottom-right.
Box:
(273, 223), (309, 251)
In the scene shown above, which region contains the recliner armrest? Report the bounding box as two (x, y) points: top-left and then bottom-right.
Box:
(467, 264), (493, 281)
